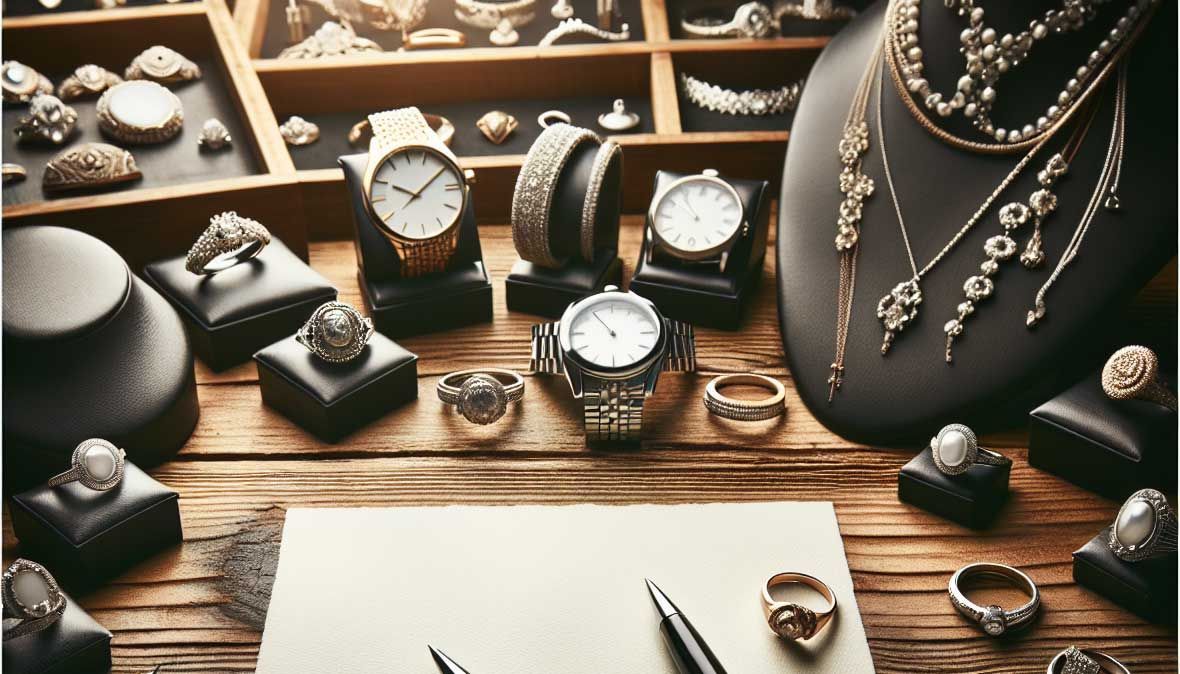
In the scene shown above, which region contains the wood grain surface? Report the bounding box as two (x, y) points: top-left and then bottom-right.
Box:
(3, 217), (1175, 673)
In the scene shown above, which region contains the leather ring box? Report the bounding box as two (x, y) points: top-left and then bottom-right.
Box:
(2, 590), (112, 674)
(143, 237), (337, 372)
(1073, 527), (1178, 624)
(254, 333), (418, 442)
(898, 446), (1010, 529)
(10, 462), (182, 591)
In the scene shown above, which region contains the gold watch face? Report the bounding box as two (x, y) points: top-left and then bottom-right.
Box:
(366, 146), (464, 241)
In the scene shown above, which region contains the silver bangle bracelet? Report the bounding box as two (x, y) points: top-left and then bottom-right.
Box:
(680, 72), (804, 116)
(579, 140), (621, 263)
(948, 562), (1040, 637)
(454, 0), (535, 28)
(1047, 647), (1130, 674)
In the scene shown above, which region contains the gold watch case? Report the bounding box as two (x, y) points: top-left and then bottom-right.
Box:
(361, 140), (475, 246)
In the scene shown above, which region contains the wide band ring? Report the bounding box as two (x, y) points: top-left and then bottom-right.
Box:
(929, 423), (1010, 476)
(1101, 345), (1177, 412)
(760, 572), (837, 641)
(2, 61), (54, 103)
(454, 0), (536, 28)
(96, 81), (184, 145)
(57, 64), (123, 101)
(512, 123), (602, 268)
(15, 95), (78, 145)
(1108, 488), (1178, 562)
(43, 143), (142, 193)
(2, 559), (66, 642)
(47, 438), (126, 491)
(124, 46), (202, 84)
(1047, 647), (1130, 674)
(681, 1), (775, 38)
(948, 562), (1040, 637)
(348, 113), (454, 148)
(296, 301), (374, 363)
(437, 368), (525, 425)
(185, 211), (272, 275)
(579, 140), (621, 263)
(704, 374), (785, 421)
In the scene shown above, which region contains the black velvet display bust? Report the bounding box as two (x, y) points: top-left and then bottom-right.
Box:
(778, 0), (1176, 445)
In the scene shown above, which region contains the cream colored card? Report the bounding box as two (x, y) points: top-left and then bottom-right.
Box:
(257, 503), (874, 673)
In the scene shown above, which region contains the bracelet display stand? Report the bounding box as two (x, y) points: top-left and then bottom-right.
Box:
(2, 227), (198, 492)
(505, 140), (623, 318)
(1073, 528), (1178, 624)
(2, 589), (112, 674)
(630, 171), (769, 330)
(898, 446), (1010, 529)
(340, 152), (493, 339)
(10, 462), (182, 590)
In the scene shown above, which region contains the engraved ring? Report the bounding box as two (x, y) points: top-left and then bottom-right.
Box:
(124, 46), (201, 84)
(47, 438), (126, 491)
(1101, 345), (1177, 412)
(297, 302), (374, 364)
(437, 368), (526, 425)
(948, 562), (1040, 637)
(14, 94), (78, 145)
(1, 61), (54, 103)
(929, 423), (1010, 476)
(1107, 488), (1178, 563)
(1047, 647), (1130, 674)
(2, 559), (66, 642)
(761, 572), (837, 641)
(704, 374), (785, 421)
(185, 211), (272, 275)
(57, 64), (123, 101)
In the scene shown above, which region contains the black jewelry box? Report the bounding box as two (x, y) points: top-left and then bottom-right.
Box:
(2, 590), (112, 674)
(9, 462), (182, 591)
(1073, 528), (1178, 624)
(255, 333), (418, 442)
(1029, 371), (1177, 500)
(898, 447), (1011, 529)
(143, 237), (337, 372)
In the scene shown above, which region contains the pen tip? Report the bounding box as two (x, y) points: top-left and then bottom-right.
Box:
(645, 578), (680, 619)
(429, 646), (470, 674)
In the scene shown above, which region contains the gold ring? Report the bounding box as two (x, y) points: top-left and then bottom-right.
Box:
(476, 110), (518, 144)
(703, 374), (785, 421)
(124, 46), (201, 84)
(761, 572), (837, 641)
(348, 113), (454, 148)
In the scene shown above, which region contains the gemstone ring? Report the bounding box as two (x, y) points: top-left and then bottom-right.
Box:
(1107, 488), (1178, 563)
(185, 211), (272, 275)
(948, 562), (1040, 637)
(2, 559), (66, 641)
(929, 423), (1011, 477)
(47, 438), (126, 491)
(760, 572), (838, 641)
(296, 302), (374, 364)
(1046, 646), (1130, 674)
(437, 369), (525, 425)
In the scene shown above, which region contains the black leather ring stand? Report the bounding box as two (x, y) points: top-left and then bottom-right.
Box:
(2, 590), (112, 674)
(898, 447), (1011, 529)
(1073, 528), (1178, 624)
(506, 141), (623, 318)
(2, 227), (199, 492)
(340, 152), (493, 338)
(630, 171), (770, 330)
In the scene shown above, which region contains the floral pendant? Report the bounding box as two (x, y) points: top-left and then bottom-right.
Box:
(834, 120), (874, 251)
(877, 278), (923, 355)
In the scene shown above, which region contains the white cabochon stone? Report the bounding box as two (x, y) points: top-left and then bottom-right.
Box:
(937, 429), (970, 468)
(107, 81), (175, 128)
(1115, 500), (1156, 548)
(12, 570), (50, 609)
(84, 444), (118, 481)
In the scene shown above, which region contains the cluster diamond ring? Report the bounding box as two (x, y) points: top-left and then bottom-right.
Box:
(930, 423), (1010, 476)
(1047, 647), (1130, 674)
(48, 438), (126, 491)
(437, 369), (525, 425)
(703, 374), (785, 421)
(1107, 488), (1178, 562)
(296, 301), (374, 364)
(185, 211), (272, 275)
(948, 562), (1040, 637)
(2, 559), (66, 642)
(760, 572), (837, 641)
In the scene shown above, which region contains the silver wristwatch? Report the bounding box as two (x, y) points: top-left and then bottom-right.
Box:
(646, 169), (748, 273)
(530, 286), (696, 443)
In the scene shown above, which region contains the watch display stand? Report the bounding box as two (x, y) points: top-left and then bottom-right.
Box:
(143, 237), (338, 372)
(777, 2), (1176, 444)
(630, 171), (770, 330)
(340, 153), (493, 339)
(2, 227), (199, 493)
(506, 141), (624, 318)
(1073, 528), (1177, 624)
(10, 463), (182, 591)
(898, 447), (1010, 529)
(254, 333), (418, 442)
(1029, 370), (1177, 500)
(2, 589), (112, 674)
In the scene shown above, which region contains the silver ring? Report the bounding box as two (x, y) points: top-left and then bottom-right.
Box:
(1108, 488), (1178, 562)
(454, 0), (536, 28)
(1, 61), (54, 104)
(47, 438), (126, 491)
(681, 1), (776, 38)
(772, 0), (855, 21)
(948, 562), (1040, 637)
(1047, 647), (1130, 674)
(198, 118), (233, 151)
(929, 423), (1011, 476)
(437, 368), (525, 425)
(704, 374), (786, 421)
(96, 80), (184, 145)
(14, 94), (77, 145)
(124, 45), (201, 84)
(56, 64), (123, 101)
(579, 140), (621, 262)
(537, 110), (571, 129)
(185, 211), (272, 275)
(2, 559), (66, 642)
(296, 302), (375, 364)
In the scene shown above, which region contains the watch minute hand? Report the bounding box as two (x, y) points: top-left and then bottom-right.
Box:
(412, 165), (448, 197)
(592, 312), (616, 337)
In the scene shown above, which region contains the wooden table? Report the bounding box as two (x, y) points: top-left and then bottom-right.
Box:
(4, 218), (1176, 673)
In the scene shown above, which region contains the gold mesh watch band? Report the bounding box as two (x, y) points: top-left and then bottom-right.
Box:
(368, 107), (437, 151)
(398, 228), (461, 278)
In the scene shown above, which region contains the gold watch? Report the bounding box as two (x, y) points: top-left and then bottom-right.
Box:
(362, 107), (474, 278)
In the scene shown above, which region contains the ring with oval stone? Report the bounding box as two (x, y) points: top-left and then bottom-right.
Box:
(929, 423), (1010, 476)
(296, 301), (374, 364)
(437, 369), (525, 425)
(1107, 488), (1178, 563)
(2, 559), (66, 641)
(760, 572), (837, 641)
(48, 438), (126, 491)
(1046, 646), (1130, 674)
(948, 562), (1040, 637)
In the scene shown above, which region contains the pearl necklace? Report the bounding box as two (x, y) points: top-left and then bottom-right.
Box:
(890, 0), (1152, 145)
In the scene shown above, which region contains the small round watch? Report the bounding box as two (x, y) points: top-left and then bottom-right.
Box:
(646, 169), (747, 272)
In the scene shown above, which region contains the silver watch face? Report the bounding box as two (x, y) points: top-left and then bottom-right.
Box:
(367, 146), (464, 240)
(650, 175), (743, 256)
(565, 292), (662, 371)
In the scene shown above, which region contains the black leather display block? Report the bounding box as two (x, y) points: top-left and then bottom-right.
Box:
(255, 333), (418, 442)
(506, 257), (624, 318)
(1029, 370), (1177, 500)
(630, 171), (770, 330)
(898, 447), (1010, 529)
(1073, 528), (1177, 624)
(10, 463), (181, 590)
(340, 153), (493, 339)
(2, 591), (112, 674)
(143, 238), (337, 372)
(3, 227), (198, 492)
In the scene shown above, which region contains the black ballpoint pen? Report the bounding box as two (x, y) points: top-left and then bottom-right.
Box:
(428, 645), (473, 674)
(646, 578), (728, 674)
